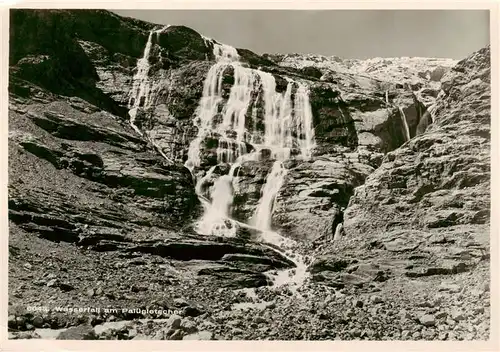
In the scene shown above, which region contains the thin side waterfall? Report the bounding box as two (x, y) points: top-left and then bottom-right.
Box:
(127, 26), (170, 137)
(128, 31), (154, 110)
(398, 106), (411, 142)
(127, 108), (143, 136)
(427, 104), (436, 124)
(127, 30), (154, 136)
(334, 223), (343, 241)
(156, 24), (170, 39)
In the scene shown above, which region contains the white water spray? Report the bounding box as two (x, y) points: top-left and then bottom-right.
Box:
(253, 161), (287, 231)
(197, 174), (237, 237)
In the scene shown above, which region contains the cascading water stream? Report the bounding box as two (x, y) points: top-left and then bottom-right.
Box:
(253, 161), (287, 231)
(180, 38), (316, 291)
(398, 106), (411, 142)
(128, 31), (154, 112)
(128, 26), (170, 111)
(127, 26), (173, 164)
(184, 62), (229, 171)
(295, 83), (316, 159)
(249, 82), (315, 291)
(197, 174), (237, 237)
(127, 32), (317, 292)
(127, 30), (154, 136)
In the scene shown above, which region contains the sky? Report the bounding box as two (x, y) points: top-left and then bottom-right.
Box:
(112, 10), (490, 60)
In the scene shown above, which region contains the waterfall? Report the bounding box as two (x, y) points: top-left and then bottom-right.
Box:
(128, 31), (316, 250)
(294, 82), (316, 160)
(156, 24), (170, 39)
(398, 106), (411, 142)
(416, 110), (434, 135)
(182, 38), (316, 290)
(195, 165), (217, 197)
(196, 174), (237, 237)
(127, 26), (170, 136)
(212, 41), (239, 62)
(208, 175), (234, 218)
(184, 40), (316, 236)
(127, 30), (155, 136)
(252, 82), (315, 233)
(253, 161), (287, 231)
(184, 62), (229, 171)
(334, 223), (343, 241)
(217, 64), (259, 164)
(128, 31), (155, 111)
(184, 42), (247, 236)
(124, 31), (323, 290)
(427, 103), (436, 124)
(127, 108), (143, 136)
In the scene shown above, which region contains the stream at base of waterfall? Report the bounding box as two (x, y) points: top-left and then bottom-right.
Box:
(128, 30), (316, 294)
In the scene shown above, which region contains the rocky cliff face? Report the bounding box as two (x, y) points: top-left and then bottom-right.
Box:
(344, 47), (490, 236)
(307, 46), (491, 340)
(10, 10), (439, 244)
(8, 9), (490, 341)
